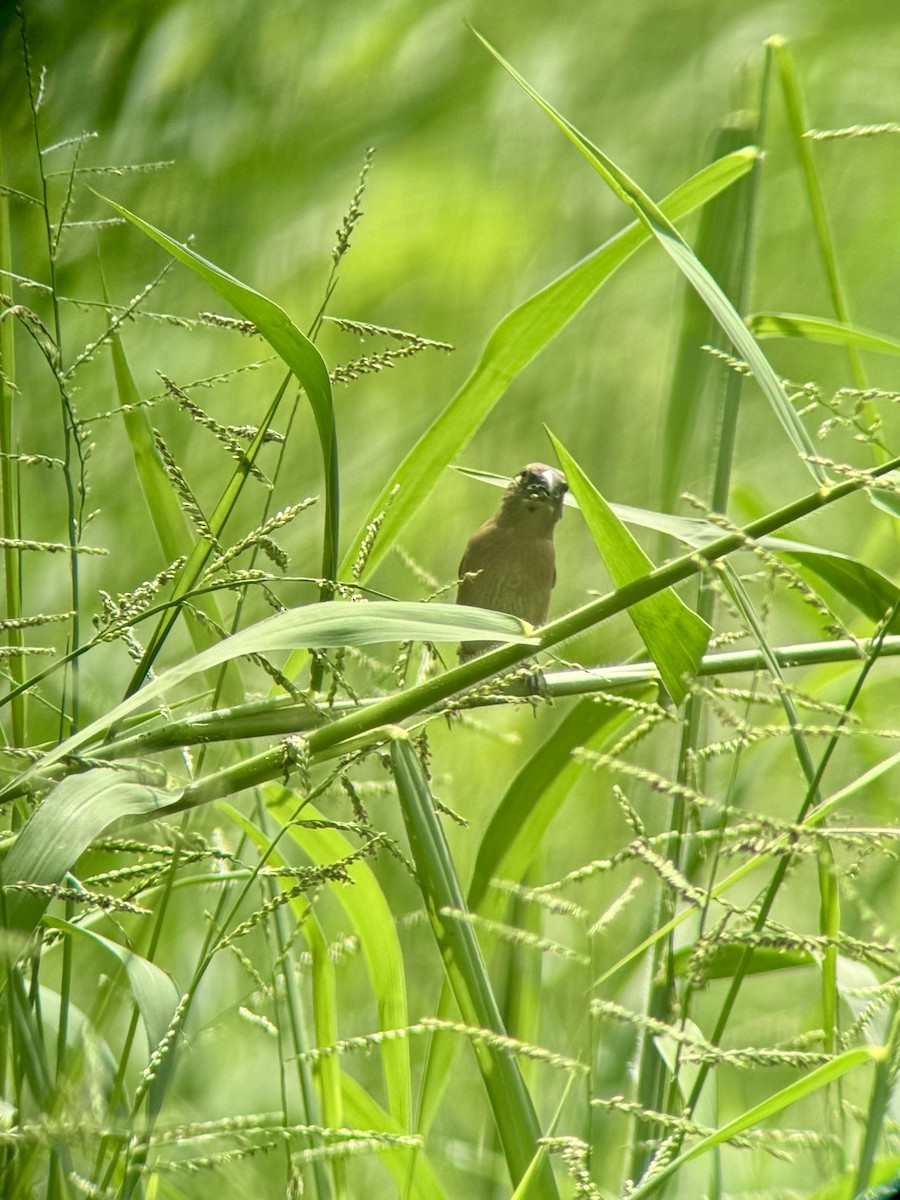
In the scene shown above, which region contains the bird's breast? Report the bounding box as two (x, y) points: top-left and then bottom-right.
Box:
(458, 532), (556, 626)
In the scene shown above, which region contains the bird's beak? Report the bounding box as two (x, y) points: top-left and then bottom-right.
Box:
(538, 467), (567, 499)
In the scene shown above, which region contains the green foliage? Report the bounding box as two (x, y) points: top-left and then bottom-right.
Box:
(2, 8), (900, 1200)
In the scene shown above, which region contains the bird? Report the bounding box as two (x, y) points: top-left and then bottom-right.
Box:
(456, 463), (568, 662)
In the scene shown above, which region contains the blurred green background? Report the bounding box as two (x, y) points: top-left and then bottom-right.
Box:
(5, 0), (900, 666)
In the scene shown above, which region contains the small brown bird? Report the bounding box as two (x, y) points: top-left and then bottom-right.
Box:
(456, 463), (568, 662)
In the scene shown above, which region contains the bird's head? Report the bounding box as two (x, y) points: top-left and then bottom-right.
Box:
(501, 463), (568, 525)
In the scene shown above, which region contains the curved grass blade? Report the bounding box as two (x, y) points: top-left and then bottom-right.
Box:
(548, 432), (710, 703)
(471, 27), (826, 487)
(391, 735), (558, 1199)
(43, 917), (180, 1113)
(93, 190), (339, 593)
(342, 148), (757, 582)
(0, 768), (178, 935)
(749, 312), (900, 355)
(0, 600), (536, 802)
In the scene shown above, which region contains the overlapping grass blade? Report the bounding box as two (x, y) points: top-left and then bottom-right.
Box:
(471, 27), (825, 487)
(342, 148), (757, 581)
(549, 432), (710, 703)
(749, 312), (900, 354)
(391, 735), (558, 1198)
(1, 601), (536, 801)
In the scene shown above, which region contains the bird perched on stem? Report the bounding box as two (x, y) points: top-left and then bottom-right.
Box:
(456, 463), (568, 662)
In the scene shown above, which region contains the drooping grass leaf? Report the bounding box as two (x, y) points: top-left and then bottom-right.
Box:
(1, 601), (536, 802)
(342, 148), (757, 582)
(43, 917), (180, 1112)
(749, 312), (900, 355)
(548, 432), (710, 703)
(1, 768), (178, 934)
(94, 190), (339, 593)
(472, 27), (826, 487)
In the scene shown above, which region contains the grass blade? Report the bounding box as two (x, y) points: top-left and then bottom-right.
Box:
(342, 149), (757, 581)
(548, 432), (710, 703)
(391, 735), (558, 1198)
(93, 190), (340, 592)
(471, 27), (826, 487)
(0, 768), (177, 935)
(629, 1046), (885, 1199)
(1, 600), (537, 800)
(749, 312), (900, 354)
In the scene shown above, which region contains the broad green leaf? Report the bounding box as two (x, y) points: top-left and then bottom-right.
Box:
(749, 312), (900, 355)
(0, 601), (536, 802)
(94, 191), (339, 588)
(472, 27), (826, 487)
(342, 148), (757, 581)
(1, 768), (178, 934)
(548, 433), (710, 703)
(265, 789), (412, 1131)
(43, 917), (180, 1113)
(391, 735), (557, 1199)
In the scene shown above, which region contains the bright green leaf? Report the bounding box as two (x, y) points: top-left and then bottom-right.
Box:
(547, 432), (710, 703)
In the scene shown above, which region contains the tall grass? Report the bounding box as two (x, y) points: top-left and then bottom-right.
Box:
(2, 17), (900, 1200)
